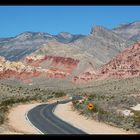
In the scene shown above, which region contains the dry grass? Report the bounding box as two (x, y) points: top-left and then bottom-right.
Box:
(71, 77), (140, 132)
(0, 79), (66, 125)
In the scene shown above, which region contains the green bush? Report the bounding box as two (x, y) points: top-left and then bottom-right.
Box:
(53, 91), (66, 98)
(72, 92), (139, 130)
(132, 111), (140, 128)
(0, 106), (8, 124)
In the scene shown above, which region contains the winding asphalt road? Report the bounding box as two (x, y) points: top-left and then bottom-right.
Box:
(27, 99), (87, 134)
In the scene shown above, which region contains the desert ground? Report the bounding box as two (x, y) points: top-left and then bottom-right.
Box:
(1, 100), (137, 134)
(54, 102), (137, 134)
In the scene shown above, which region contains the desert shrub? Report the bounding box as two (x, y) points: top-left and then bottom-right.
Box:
(0, 98), (16, 106)
(0, 112), (5, 124)
(97, 108), (135, 128)
(0, 94), (41, 125)
(72, 92), (138, 130)
(0, 106), (8, 124)
(53, 91), (66, 98)
(132, 111), (140, 128)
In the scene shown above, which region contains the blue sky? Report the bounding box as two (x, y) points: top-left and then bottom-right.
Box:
(0, 6), (140, 38)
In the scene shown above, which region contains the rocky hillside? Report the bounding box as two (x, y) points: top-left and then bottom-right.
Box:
(0, 56), (40, 81)
(23, 41), (98, 80)
(0, 55), (74, 83)
(0, 32), (85, 61)
(70, 25), (131, 65)
(0, 22), (136, 64)
(74, 41), (140, 83)
(0, 40), (98, 83)
(25, 55), (79, 75)
(99, 40), (140, 79)
(112, 21), (140, 41)
(0, 20), (140, 85)
(54, 32), (85, 43)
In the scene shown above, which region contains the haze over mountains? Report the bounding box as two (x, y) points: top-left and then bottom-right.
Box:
(0, 20), (140, 84)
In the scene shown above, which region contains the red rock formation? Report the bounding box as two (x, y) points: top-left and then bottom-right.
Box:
(25, 55), (80, 78)
(73, 70), (96, 83)
(0, 69), (42, 80)
(2, 40), (140, 84)
(99, 41), (140, 79)
(47, 73), (66, 79)
(0, 54), (93, 82)
(73, 41), (140, 83)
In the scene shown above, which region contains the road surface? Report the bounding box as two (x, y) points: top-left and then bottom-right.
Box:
(27, 99), (87, 134)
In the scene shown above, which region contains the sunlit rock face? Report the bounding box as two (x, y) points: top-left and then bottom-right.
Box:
(0, 54), (80, 82)
(98, 40), (140, 79)
(25, 55), (80, 77)
(0, 56), (42, 80)
(112, 21), (140, 41)
(73, 41), (140, 83)
(1, 21), (140, 84)
(0, 40), (139, 84)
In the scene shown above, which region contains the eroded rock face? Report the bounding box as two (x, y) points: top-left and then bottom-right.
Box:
(0, 69), (41, 80)
(1, 40), (139, 84)
(25, 55), (80, 76)
(99, 41), (140, 79)
(0, 57), (43, 81)
(73, 68), (97, 83)
(0, 55), (80, 82)
(73, 41), (140, 83)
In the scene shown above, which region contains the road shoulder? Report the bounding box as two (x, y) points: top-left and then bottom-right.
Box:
(0, 96), (68, 134)
(54, 102), (137, 134)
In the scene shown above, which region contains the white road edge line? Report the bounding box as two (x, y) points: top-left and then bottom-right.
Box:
(24, 100), (86, 134)
(25, 110), (44, 134)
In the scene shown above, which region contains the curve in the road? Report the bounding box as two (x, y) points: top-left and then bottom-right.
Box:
(27, 100), (87, 134)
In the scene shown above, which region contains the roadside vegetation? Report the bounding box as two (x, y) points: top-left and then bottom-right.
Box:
(71, 77), (140, 132)
(0, 76), (140, 132)
(0, 80), (66, 125)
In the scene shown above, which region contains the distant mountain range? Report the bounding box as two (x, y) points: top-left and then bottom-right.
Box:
(112, 21), (140, 41)
(0, 31), (85, 61)
(1, 21), (140, 62)
(0, 20), (140, 84)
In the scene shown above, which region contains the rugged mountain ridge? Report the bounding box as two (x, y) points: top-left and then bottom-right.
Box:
(112, 21), (140, 41)
(23, 41), (98, 80)
(0, 20), (140, 84)
(70, 25), (131, 65)
(0, 31), (85, 61)
(0, 21), (138, 62)
(74, 41), (140, 83)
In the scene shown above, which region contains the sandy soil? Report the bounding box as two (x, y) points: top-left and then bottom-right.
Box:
(6, 103), (42, 134)
(0, 96), (68, 134)
(131, 104), (140, 111)
(0, 96), (137, 135)
(54, 102), (137, 134)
